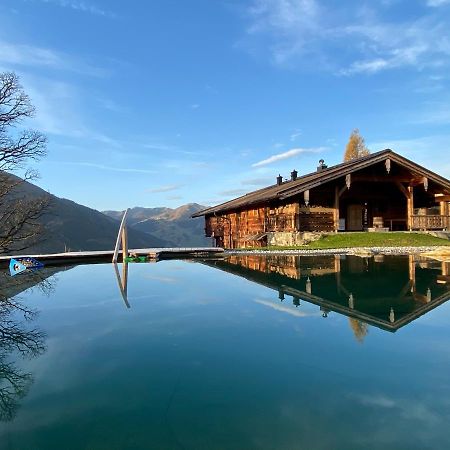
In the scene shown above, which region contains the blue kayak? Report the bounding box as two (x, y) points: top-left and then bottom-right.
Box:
(9, 257), (44, 276)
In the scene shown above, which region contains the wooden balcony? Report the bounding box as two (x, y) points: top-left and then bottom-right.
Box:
(411, 215), (450, 230)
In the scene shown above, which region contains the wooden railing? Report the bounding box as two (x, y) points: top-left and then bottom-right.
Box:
(411, 215), (450, 230)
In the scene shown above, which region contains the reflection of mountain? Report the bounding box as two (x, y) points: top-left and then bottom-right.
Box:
(203, 255), (450, 334)
(0, 267), (65, 421)
(103, 204), (210, 247)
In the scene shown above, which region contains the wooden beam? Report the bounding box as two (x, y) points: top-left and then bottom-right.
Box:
(410, 176), (429, 188)
(395, 181), (410, 199)
(435, 194), (450, 202)
(338, 185), (347, 198)
(352, 175), (420, 183)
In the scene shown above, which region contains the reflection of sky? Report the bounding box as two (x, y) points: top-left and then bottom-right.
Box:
(1, 260), (450, 449)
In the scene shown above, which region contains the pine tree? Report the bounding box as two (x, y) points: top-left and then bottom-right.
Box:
(343, 129), (370, 162)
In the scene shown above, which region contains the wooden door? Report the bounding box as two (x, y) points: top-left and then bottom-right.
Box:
(347, 204), (363, 231)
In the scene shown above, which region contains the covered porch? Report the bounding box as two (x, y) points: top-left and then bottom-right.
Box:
(304, 158), (450, 232)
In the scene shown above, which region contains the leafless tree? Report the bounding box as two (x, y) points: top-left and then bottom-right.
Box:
(0, 72), (49, 255)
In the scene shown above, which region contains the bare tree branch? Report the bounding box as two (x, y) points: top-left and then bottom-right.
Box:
(0, 71), (49, 255)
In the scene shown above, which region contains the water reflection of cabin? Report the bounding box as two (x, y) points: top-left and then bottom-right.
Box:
(193, 150), (450, 248)
(204, 255), (450, 332)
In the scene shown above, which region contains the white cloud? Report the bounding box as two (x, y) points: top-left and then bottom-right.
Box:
(426, 0), (450, 6)
(28, 0), (115, 17)
(146, 185), (181, 193)
(252, 147), (325, 167)
(242, 0), (450, 75)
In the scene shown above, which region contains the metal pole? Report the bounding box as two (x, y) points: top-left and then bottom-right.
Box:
(112, 208), (129, 263)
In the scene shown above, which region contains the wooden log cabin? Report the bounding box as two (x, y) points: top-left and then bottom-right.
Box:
(192, 150), (450, 248)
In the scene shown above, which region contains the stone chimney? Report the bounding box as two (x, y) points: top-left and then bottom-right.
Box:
(291, 169), (298, 181)
(276, 174), (283, 185)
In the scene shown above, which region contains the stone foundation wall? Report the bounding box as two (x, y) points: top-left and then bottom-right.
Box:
(267, 231), (323, 246)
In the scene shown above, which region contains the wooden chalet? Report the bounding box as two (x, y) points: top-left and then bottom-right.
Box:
(193, 149), (450, 248)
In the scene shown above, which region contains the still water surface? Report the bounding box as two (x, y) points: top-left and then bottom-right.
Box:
(1, 255), (450, 449)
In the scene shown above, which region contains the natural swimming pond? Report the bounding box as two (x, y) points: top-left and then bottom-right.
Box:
(1, 254), (450, 449)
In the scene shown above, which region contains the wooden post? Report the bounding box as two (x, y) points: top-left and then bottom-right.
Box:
(440, 201), (449, 229)
(121, 225), (128, 262)
(407, 186), (414, 231)
(334, 185), (339, 232)
(112, 208), (129, 263)
(442, 261), (449, 277)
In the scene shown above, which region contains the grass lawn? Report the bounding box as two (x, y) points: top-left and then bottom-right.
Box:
(263, 232), (450, 250)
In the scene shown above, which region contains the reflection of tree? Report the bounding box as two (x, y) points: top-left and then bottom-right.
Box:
(349, 318), (368, 343)
(0, 270), (49, 421)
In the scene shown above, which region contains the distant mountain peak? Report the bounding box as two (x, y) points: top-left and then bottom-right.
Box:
(103, 203), (211, 247)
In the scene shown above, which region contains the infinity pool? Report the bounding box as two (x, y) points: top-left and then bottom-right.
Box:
(1, 255), (450, 449)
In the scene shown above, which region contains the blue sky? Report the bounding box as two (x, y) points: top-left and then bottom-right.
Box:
(1, 0), (450, 211)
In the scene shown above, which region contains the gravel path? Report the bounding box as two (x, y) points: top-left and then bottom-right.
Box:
(225, 246), (448, 256)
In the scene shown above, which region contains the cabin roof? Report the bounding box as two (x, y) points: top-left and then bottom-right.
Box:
(192, 149), (450, 217)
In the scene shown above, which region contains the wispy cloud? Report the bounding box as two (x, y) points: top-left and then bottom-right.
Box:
(367, 134), (450, 177)
(218, 188), (250, 197)
(254, 298), (318, 317)
(241, 176), (273, 186)
(27, 0), (115, 17)
(0, 40), (107, 76)
(146, 185), (181, 193)
(410, 103), (450, 125)
(426, 0), (450, 6)
(290, 129), (302, 141)
(252, 147), (325, 167)
(190, 103), (200, 109)
(57, 161), (156, 174)
(242, 0), (450, 75)
(340, 44), (429, 76)
(19, 75), (122, 148)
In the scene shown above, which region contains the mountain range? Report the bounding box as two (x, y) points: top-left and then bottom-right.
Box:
(0, 172), (209, 255)
(103, 204), (210, 247)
